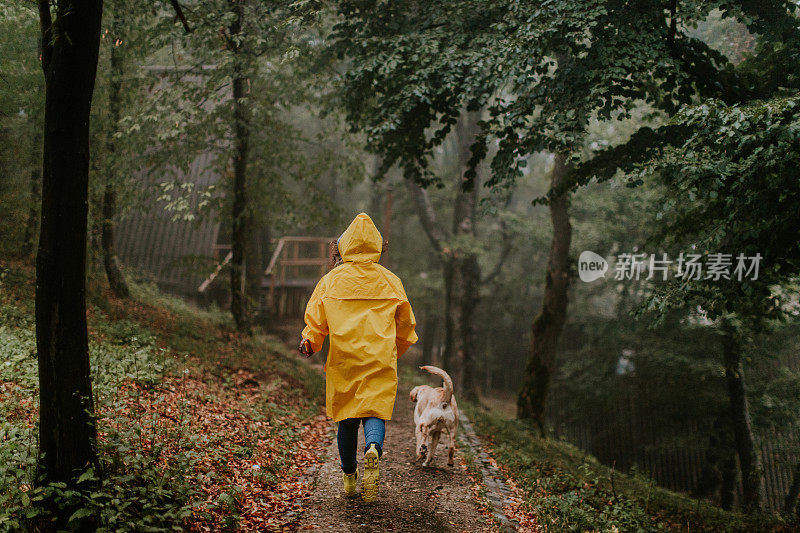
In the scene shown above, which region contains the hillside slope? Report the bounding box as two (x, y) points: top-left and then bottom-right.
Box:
(463, 402), (787, 532)
(0, 260), (330, 531)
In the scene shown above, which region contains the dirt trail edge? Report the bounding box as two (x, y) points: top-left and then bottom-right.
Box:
(457, 413), (521, 532)
(299, 382), (519, 532)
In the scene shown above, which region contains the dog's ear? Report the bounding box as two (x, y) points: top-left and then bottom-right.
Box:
(409, 386), (420, 402)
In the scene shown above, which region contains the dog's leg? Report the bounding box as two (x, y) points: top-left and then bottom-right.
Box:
(415, 423), (425, 462)
(447, 428), (456, 467)
(425, 430), (441, 467)
(420, 426), (432, 467)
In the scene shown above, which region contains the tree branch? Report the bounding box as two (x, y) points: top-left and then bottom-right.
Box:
(480, 192), (514, 284)
(482, 224), (512, 285)
(405, 178), (449, 256)
(37, 0), (53, 75)
(532, 124), (686, 205)
(667, 0), (677, 49)
(168, 0), (192, 33)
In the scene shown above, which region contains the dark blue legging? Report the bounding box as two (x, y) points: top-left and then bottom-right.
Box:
(337, 417), (385, 474)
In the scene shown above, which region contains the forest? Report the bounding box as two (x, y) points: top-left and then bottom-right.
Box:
(1, 0), (800, 531)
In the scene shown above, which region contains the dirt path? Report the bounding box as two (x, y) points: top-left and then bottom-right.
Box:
(299, 383), (493, 532)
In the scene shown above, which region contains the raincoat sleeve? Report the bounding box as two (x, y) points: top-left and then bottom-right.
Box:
(301, 278), (328, 353)
(395, 299), (418, 357)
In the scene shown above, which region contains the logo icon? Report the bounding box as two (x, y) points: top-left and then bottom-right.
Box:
(579, 251), (608, 282)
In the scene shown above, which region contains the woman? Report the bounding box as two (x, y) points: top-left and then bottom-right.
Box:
(299, 212), (417, 502)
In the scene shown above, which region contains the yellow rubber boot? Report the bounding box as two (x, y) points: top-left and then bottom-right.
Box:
(343, 471), (358, 497)
(361, 443), (380, 502)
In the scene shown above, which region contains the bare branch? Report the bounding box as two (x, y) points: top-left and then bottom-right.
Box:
(481, 229), (512, 285)
(481, 193), (514, 284)
(405, 178), (449, 256)
(667, 0), (678, 49)
(168, 0), (192, 33)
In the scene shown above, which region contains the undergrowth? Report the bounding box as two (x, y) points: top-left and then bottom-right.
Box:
(0, 262), (325, 532)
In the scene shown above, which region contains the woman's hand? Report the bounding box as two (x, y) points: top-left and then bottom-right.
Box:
(298, 339), (314, 358)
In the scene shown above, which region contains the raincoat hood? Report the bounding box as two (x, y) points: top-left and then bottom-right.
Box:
(338, 213), (382, 263)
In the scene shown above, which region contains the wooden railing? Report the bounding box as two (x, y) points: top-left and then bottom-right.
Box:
(197, 236), (334, 319)
(265, 236), (333, 315)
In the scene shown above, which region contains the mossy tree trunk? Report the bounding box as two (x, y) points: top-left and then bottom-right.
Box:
(517, 154), (572, 437)
(101, 8), (130, 298)
(721, 322), (765, 511)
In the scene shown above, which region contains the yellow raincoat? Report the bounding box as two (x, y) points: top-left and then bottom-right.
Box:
(301, 213), (418, 422)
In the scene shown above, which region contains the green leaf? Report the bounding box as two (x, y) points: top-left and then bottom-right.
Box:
(77, 467), (95, 484)
(68, 507), (94, 523)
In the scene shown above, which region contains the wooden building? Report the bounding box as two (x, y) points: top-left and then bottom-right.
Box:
(115, 152), (331, 321)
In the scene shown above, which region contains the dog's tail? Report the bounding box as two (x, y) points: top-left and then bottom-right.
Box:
(419, 365), (453, 405)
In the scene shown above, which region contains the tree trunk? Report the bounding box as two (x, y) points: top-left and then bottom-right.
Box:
(381, 187), (393, 266)
(443, 252), (480, 401)
(102, 187), (128, 297)
(407, 112), (481, 400)
(693, 409), (736, 507)
(88, 192), (104, 275)
(244, 221), (262, 323)
(517, 154), (572, 437)
(367, 165), (393, 267)
(22, 134), (42, 257)
(784, 462), (800, 517)
(447, 113), (481, 400)
(720, 452), (737, 510)
(421, 305), (437, 364)
(36, 0), (102, 502)
(229, 0), (252, 334)
(721, 322), (765, 511)
(101, 8), (129, 298)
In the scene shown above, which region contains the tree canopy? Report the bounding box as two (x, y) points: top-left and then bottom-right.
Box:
(330, 0), (800, 189)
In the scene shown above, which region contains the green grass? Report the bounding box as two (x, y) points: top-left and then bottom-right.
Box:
(129, 281), (232, 330)
(462, 402), (783, 532)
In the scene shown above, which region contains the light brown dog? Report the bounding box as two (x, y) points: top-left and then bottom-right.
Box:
(410, 365), (459, 467)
